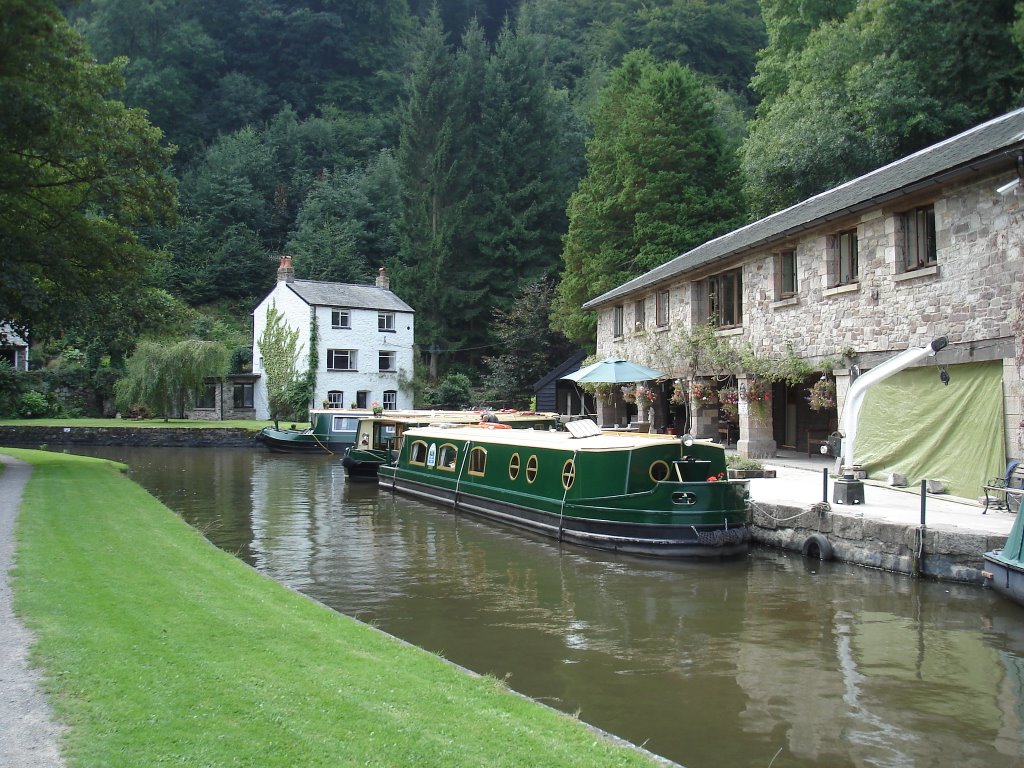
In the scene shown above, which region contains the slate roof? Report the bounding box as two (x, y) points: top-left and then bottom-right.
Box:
(286, 280), (415, 313)
(583, 107), (1024, 310)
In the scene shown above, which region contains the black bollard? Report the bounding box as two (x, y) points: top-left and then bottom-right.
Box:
(920, 479), (927, 526)
(822, 467), (828, 503)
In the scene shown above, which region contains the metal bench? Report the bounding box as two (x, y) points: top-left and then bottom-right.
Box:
(983, 462), (1024, 513)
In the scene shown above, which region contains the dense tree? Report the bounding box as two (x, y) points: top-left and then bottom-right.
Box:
(0, 0), (176, 345)
(742, 0), (1024, 217)
(552, 51), (746, 345)
(257, 303), (302, 425)
(114, 339), (229, 419)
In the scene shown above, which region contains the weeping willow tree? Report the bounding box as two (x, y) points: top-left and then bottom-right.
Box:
(115, 340), (229, 419)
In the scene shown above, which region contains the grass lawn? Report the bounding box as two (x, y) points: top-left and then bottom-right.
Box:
(4, 448), (662, 768)
(0, 418), (293, 431)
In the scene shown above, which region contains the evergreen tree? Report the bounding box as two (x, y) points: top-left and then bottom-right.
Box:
(552, 51), (746, 345)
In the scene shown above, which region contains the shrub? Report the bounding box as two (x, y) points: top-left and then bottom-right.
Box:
(17, 390), (52, 418)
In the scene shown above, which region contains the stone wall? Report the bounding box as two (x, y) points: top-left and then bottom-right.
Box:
(750, 502), (1008, 584)
(0, 426), (258, 448)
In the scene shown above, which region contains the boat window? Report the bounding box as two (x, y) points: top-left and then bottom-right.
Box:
(509, 453), (521, 480)
(561, 459), (575, 490)
(649, 461), (670, 482)
(332, 416), (359, 432)
(526, 455), (539, 484)
(410, 441), (429, 466)
(469, 447), (487, 476)
(438, 444), (458, 471)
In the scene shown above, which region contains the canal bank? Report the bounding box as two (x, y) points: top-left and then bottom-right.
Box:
(0, 424), (259, 448)
(746, 450), (1016, 584)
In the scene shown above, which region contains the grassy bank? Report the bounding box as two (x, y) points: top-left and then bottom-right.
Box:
(4, 449), (661, 767)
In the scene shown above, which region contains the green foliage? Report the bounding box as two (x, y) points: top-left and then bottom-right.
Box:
(257, 303), (301, 423)
(553, 51), (746, 344)
(114, 340), (229, 419)
(0, 0), (177, 345)
(0, 361), (22, 417)
(17, 391), (53, 419)
(424, 372), (475, 408)
(743, 0), (1024, 216)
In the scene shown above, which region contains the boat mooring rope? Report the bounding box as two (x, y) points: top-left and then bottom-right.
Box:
(748, 500), (831, 524)
(557, 450), (579, 541)
(311, 432), (334, 455)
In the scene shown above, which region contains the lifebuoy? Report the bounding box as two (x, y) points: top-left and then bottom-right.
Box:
(478, 423), (511, 429)
(801, 533), (833, 561)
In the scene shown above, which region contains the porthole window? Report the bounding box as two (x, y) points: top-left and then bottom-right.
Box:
(526, 455), (539, 483)
(410, 441), (428, 465)
(561, 459), (576, 490)
(438, 444), (458, 471)
(649, 460), (670, 482)
(509, 453), (521, 481)
(469, 446), (487, 476)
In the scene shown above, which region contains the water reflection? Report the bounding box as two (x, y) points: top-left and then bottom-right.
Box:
(70, 446), (1024, 768)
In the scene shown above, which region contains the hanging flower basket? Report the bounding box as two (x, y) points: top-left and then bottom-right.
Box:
(740, 377), (771, 404)
(689, 381), (718, 406)
(621, 385), (637, 404)
(719, 386), (739, 418)
(633, 384), (655, 410)
(808, 376), (836, 411)
(670, 381), (687, 406)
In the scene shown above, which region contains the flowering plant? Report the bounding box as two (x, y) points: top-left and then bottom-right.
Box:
(718, 386), (739, 418)
(706, 471), (727, 482)
(371, 400), (383, 415)
(670, 381), (687, 405)
(740, 377), (771, 403)
(807, 376), (836, 411)
(633, 384), (655, 410)
(689, 381), (718, 405)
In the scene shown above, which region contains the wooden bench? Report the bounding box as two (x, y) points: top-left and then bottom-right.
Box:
(983, 462), (1024, 513)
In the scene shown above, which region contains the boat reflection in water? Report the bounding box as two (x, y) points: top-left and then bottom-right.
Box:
(85, 446), (1024, 768)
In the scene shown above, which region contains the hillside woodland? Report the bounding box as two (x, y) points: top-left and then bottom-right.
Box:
(2, 0), (1022, 416)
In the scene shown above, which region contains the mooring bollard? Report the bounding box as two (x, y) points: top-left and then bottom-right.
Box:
(822, 467), (828, 503)
(919, 478), (927, 526)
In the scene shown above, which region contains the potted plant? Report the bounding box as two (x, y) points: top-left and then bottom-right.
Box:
(372, 401), (383, 416)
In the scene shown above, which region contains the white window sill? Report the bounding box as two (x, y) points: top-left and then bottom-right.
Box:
(770, 296), (799, 310)
(893, 265), (939, 283)
(823, 282), (860, 298)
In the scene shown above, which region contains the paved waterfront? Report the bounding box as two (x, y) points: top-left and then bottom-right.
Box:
(0, 454), (65, 768)
(749, 449), (1017, 538)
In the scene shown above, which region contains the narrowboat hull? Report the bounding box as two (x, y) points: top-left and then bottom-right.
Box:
(256, 409), (367, 454)
(377, 424), (750, 559)
(984, 553), (1024, 607)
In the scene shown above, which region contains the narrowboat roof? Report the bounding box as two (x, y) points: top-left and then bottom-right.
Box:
(353, 410), (559, 424)
(401, 424), (701, 453)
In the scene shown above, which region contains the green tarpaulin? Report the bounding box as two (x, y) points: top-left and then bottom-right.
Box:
(855, 361), (1006, 499)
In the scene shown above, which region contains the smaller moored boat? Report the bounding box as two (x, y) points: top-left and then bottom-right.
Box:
(983, 497), (1024, 607)
(341, 410), (559, 480)
(256, 409), (368, 453)
(377, 419), (751, 558)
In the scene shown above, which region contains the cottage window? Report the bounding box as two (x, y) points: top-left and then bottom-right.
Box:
(706, 269), (743, 328)
(327, 349), (356, 371)
(379, 351), (396, 372)
(830, 230), (859, 286)
(356, 391), (368, 408)
(776, 249), (797, 299)
(196, 382), (217, 409)
(327, 390), (344, 407)
(331, 309), (351, 329)
(383, 390), (397, 410)
(378, 312), (396, 332)
(634, 300), (645, 331)
(613, 305), (624, 337)
(232, 383), (254, 409)
(655, 290), (670, 327)
(469, 447), (487, 476)
(899, 205), (936, 271)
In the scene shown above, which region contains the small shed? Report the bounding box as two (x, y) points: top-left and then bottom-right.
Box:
(533, 351), (594, 416)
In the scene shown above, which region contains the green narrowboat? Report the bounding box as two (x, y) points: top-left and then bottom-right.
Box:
(256, 409), (368, 453)
(342, 410), (560, 480)
(377, 420), (751, 558)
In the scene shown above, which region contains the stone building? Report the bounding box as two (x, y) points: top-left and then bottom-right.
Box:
(582, 108), (1024, 498)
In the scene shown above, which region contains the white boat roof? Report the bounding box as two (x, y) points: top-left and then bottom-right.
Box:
(401, 424), (700, 452)
(352, 410), (559, 425)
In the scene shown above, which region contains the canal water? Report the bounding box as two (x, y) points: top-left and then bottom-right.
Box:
(73, 446), (1024, 768)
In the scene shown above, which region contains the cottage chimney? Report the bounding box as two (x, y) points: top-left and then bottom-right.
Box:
(278, 255), (294, 283)
(375, 266), (390, 291)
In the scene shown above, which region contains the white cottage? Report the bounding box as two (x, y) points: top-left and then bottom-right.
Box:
(252, 258), (415, 419)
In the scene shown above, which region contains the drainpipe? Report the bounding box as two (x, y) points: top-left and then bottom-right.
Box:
(839, 336), (947, 471)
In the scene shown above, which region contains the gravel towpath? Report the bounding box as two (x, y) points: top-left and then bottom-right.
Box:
(0, 454), (66, 767)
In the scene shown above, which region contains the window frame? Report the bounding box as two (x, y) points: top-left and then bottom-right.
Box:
(900, 205), (937, 272)
(633, 300), (645, 332)
(327, 349), (357, 371)
(410, 441), (429, 466)
(613, 305), (624, 338)
(232, 382), (254, 409)
(468, 446), (487, 476)
(378, 312), (396, 333)
(379, 350), (396, 372)
(331, 308), (351, 329)
(438, 444), (459, 471)
(776, 249), (798, 299)
(382, 390), (397, 410)
(705, 268), (743, 328)
(655, 289), (670, 327)
(196, 382), (217, 409)
(327, 389), (344, 408)
(833, 230), (859, 286)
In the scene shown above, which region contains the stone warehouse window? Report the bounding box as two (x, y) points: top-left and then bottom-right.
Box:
(634, 300), (645, 331)
(775, 249), (798, 299)
(655, 289), (670, 327)
(828, 230), (859, 286)
(613, 304), (624, 337)
(705, 268), (743, 328)
(898, 205), (936, 271)
(378, 311), (396, 332)
(383, 390), (397, 410)
(379, 351), (396, 372)
(196, 382), (217, 409)
(331, 308), (351, 329)
(327, 349), (357, 371)
(233, 382), (254, 409)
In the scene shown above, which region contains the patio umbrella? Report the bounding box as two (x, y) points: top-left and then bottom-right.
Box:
(561, 357), (665, 384)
